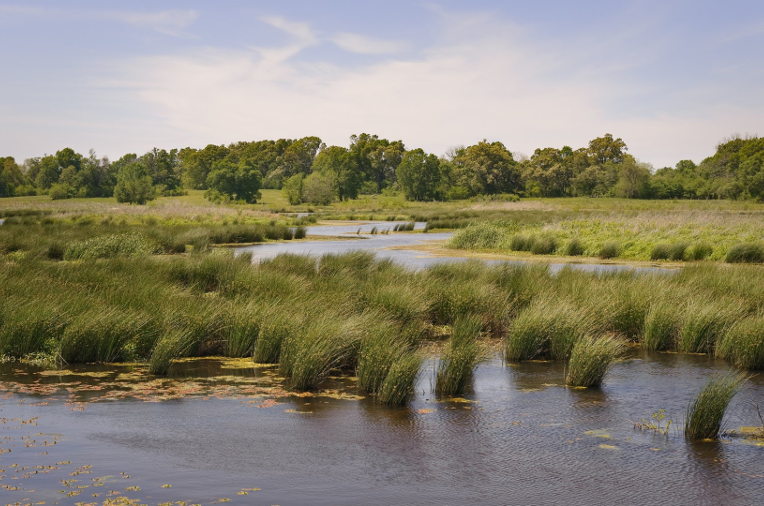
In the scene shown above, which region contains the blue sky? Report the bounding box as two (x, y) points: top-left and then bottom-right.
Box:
(1, 0), (762, 167)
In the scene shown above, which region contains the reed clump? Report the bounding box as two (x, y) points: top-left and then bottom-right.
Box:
(685, 373), (747, 440)
(643, 303), (682, 351)
(505, 299), (592, 361)
(565, 335), (625, 388)
(598, 241), (622, 259)
(377, 351), (422, 406)
(716, 316), (764, 370)
(564, 238), (585, 256)
(725, 243), (764, 264)
(436, 316), (485, 396)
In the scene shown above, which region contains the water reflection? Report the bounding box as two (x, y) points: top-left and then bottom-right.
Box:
(0, 354), (762, 504)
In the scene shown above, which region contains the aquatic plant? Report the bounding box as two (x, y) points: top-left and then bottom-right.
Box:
(678, 300), (743, 353)
(505, 299), (592, 361)
(436, 315), (485, 396)
(716, 316), (764, 370)
(357, 325), (411, 394)
(565, 335), (625, 388)
(377, 351), (422, 406)
(685, 373), (747, 440)
(643, 303), (681, 351)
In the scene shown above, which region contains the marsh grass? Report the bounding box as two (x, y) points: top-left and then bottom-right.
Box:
(716, 316), (764, 370)
(598, 241), (622, 259)
(686, 243), (713, 261)
(530, 235), (558, 255)
(357, 324), (411, 394)
(252, 304), (298, 363)
(565, 335), (625, 388)
(59, 307), (158, 363)
(726, 243), (764, 264)
(64, 233), (159, 260)
(436, 315), (485, 396)
(643, 303), (681, 351)
(564, 238), (585, 256)
(505, 299), (592, 361)
(685, 373), (747, 440)
(678, 300), (744, 353)
(377, 351), (422, 406)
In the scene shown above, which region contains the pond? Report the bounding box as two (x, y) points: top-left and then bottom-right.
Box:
(0, 352), (761, 504)
(236, 221), (673, 274)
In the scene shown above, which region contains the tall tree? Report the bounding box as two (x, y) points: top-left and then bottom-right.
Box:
(114, 162), (155, 204)
(451, 140), (521, 195)
(396, 149), (443, 201)
(312, 146), (360, 200)
(205, 156), (262, 203)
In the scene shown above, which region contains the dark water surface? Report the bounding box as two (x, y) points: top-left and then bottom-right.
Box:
(235, 221), (674, 274)
(1, 353), (762, 505)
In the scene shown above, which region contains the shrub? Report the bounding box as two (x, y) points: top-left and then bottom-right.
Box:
(685, 373), (747, 440)
(726, 243), (764, 264)
(565, 335), (625, 388)
(598, 241), (621, 259)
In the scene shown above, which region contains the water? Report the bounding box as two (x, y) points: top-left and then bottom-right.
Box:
(0, 354), (761, 504)
(236, 221), (673, 273)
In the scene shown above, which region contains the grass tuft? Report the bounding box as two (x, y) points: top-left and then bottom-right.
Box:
(685, 373), (747, 440)
(565, 335), (625, 388)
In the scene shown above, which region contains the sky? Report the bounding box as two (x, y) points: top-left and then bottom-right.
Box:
(0, 0), (762, 168)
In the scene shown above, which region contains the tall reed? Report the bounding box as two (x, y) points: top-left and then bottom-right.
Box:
(565, 335), (625, 388)
(685, 373), (747, 440)
(716, 316), (764, 370)
(436, 316), (485, 396)
(377, 351), (422, 406)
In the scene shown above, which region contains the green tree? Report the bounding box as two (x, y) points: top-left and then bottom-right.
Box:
(114, 162), (155, 204)
(396, 149), (443, 201)
(0, 157), (28, 197)
(282, 173), (304, 205)
(312, 146), (360, 200)
(301, 171), (336, 205)
(179, 144), (229, 189)
(349, 133), (405, 192)
(205, 157), (262, 203)
(614, 156), (652, 198)
(451, 140), (521, 195)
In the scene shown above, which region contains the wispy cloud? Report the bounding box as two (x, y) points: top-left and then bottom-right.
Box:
(0, 4), (198, 36)
(330, 32), (407, 55)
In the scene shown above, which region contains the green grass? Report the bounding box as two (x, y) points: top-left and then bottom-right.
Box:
(565, 335), (625, 388)
(505, 298), (593, 361)
(377, 351), (422, 406)
(716, 316), (764, 370)
(685, 373), (747, 440)
(436, 315), (485, 396)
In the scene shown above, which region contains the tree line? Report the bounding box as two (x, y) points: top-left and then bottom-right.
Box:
(1, 133), (763, 203)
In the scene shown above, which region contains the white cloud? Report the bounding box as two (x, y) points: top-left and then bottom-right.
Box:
(330, 32), (407, 54)
(17, 10), (762, 166)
